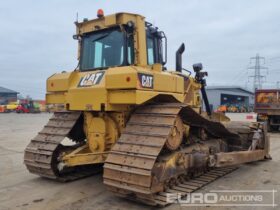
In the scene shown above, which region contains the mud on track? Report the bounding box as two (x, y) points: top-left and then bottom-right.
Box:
(0, 113), (279, 210)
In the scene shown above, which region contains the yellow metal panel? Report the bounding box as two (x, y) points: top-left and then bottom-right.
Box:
(109, 90), (159, 104)
(67, 88), (107, 110)
(136, 90), (161, 104)
(45, 12), (203, 116)
(63, 144), (107, 166)
(77, 19), (106, 34)
(133, 69), (185, 94)
(88, 126), (105, 152)
(106, 67), (137, 89)
(154, 72), (177, 92)
(152, 64), (162, 72)
(135, 90), (184, 104)
(117, 13), (137, 25)
(76, 13), (143, 35)
(108, 90), (185, 105)
(135, 15), (147, 66)
(47, 72), (72, 92)
(65, 70), (107, 110)
(176, 76), (185, 93)
(46, 66), (187, 110)
(109, 90), (136, 104)
(63, 153), (106, 166)
(105, 14), (117, 26)
(46, 92), (65, 104)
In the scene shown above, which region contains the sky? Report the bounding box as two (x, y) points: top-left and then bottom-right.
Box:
(0, 0), (280, 99)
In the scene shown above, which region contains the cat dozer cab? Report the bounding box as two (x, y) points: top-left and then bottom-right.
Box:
(24, 11), (271, 206)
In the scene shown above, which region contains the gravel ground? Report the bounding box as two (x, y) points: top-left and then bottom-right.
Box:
(0, 113), (279, 210)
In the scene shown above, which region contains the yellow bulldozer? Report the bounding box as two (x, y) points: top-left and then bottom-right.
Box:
(24, 11), (271, 206)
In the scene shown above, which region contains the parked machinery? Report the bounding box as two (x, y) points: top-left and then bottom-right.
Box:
(24, 11), (271, 206)
(16, 100), (40, 113)
(255, 89), (280, 131)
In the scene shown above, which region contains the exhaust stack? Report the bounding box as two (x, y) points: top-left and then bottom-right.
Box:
(176, 43), (185, 72)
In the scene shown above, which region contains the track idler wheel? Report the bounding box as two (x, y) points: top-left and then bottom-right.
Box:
(165, 116), (184, 151)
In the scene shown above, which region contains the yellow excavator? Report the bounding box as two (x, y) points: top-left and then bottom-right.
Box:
(24, 11), (271, 206)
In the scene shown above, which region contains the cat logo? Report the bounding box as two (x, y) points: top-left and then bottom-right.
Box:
(78, 71), (105, 87)
(138, 73), (153, 89)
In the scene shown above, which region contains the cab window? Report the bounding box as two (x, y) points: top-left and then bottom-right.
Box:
(147, 37), (155, 65)
(146, 27), (165, 66)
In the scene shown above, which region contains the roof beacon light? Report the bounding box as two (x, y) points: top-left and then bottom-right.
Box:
(97, 9), (104, 18)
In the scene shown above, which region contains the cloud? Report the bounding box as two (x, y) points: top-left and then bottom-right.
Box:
(0, 0), (279, 98)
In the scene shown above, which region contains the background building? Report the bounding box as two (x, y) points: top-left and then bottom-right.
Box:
(205, 86), (254, 112)
(0, 86), (18, 105)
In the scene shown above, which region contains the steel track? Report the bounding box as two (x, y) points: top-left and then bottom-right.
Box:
(103, 103), (239, 205)
(24, 112), (101, 182)
(154, 167), (237, 206)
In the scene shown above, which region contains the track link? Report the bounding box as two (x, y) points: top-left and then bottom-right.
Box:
(104, 104), (181, 201)
(24, 112), (101, 182)
(104, 103), (240, 205)
(154, 167), (237, 206)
